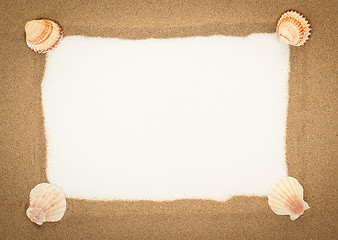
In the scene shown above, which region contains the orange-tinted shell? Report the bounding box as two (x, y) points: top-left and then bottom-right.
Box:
(25, 19), (63, 53)
(276, 11), (311, 46)
(26, 183), (66, 225)
(268, 177), (310, 220)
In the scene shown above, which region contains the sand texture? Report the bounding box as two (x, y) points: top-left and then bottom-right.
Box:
(0, 0), (337, 239)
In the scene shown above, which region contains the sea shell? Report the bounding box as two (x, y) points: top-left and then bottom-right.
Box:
(268, 177), (310, 220)
(276, 10), (311, 46)
(25, 19), (63, 53)
(26, 183), (66, 225)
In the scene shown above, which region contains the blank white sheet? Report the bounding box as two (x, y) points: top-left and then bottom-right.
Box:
(43, 34), (289, 201)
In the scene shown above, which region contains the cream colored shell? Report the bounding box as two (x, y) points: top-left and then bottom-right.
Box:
(25, 19), (63, 53)
(26, 183), (66, 225)
(276, 10), (311, 46)
(268, 177), (310, 220)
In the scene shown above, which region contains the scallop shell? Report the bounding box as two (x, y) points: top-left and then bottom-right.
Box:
(268, 177), (310, 220)
(25, 19), (63, 53)
(26, 183), (66, 225)
(276, 10), (311, 46)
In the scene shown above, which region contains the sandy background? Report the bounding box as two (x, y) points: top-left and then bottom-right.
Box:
(0, 0), (336, 239)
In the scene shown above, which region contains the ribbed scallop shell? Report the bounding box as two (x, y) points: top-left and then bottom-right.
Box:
(26, 183), (66, 225)
(25, 19), (63, 53)
(268, 177), (310, 220)
(276, 10), (311, 46)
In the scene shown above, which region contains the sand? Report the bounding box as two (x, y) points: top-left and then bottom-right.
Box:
(0, 0), (336, 239)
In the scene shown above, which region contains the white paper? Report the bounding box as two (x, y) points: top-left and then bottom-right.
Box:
(43, 34), (289, 201)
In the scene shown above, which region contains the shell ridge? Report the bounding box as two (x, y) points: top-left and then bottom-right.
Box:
(34, 21), (53, 45)
(287, 178), (299, 199)
(268, 177), (309, 220)
(27, 183), (66, 225)
(276, 10), (311, 46)
(41, 185), (64, 214)
(44, 193), (65, 216)
(25, 19), (63, 53)
(275, 180), (292, 199)
(31, 183), (47, 209)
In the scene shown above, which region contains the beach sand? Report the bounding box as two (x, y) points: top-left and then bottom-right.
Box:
(0, 0), (336, 239)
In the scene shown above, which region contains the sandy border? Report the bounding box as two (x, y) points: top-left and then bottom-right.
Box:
(0, 1), (336, 239)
